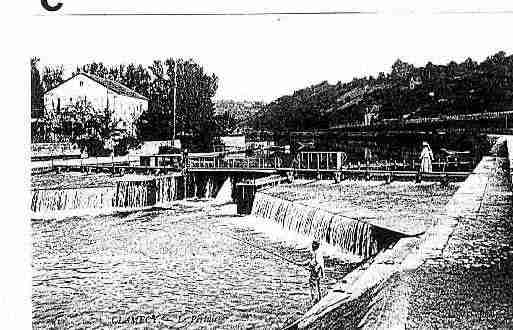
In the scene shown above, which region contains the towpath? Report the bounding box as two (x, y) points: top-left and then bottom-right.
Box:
(402, 151), (513, 328)
(298, 140), (513, 329)
(358, 156), (513, 329)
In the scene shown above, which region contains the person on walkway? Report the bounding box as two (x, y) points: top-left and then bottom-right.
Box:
(419, 141), (434, 173)
(303, 240), (325, 304)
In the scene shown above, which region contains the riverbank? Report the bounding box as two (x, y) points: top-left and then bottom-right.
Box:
(297, 137), (513, 329)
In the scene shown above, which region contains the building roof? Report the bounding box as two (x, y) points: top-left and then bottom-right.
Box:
(45, 72), (149, 101)
(81, 73), (148, 100)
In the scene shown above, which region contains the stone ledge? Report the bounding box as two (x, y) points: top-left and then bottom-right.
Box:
(297, 141), (508, 329)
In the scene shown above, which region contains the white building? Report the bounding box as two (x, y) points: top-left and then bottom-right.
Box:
(409, 76), (422, 90)
(220, 135), (246, 151)
(44, 72), (148, 135)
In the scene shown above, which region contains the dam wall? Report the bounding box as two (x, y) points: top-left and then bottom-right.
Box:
(251, 192), (401, 259)
(30, 173), (233, 217)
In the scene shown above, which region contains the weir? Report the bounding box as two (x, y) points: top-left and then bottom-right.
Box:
(31, 186), (115, 213)
(114, 177), (156, 208)
(187, 174), (219, 198)
(215, 177), (233, 204)
(155, 174), (184, 203)
(30, 173), (235, 215)
(251, 192), (401, 259)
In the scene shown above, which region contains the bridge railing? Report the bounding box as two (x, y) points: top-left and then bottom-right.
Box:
(295, 152), (344, 170)
(188, 156), (283, 169)
(329, 110), (513, 130)
(342, 159), (474, 172)
(47, 155), (140, 168)
(188, 152), (346, 170)
(140, 154), (182, 168)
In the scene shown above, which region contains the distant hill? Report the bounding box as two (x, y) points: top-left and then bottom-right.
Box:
(214, 100), (266, 123)
(247, 51), (513, 134)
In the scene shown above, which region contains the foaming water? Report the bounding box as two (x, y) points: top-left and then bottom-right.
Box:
(31, 187), (115, 213)
(214, 177), (233, 204)
(251, 192), (380, 259)
(32, 200), (354, 329)
(31, 175), (184, 217)
(233, 215), (363, 263)
(155, 175), (181, 203)
(190, 175), (217, 199)
(115, 180), (153, 207)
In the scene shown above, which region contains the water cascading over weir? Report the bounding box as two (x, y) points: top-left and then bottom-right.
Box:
(31, 186), (115, 213)
(114, 178), (156, 208)
(250, 192), (401, 259)
(113, 175), (185, 207)
(188, 174), (218, 199)
(30, 174), (232, 213)
(30, 173), (235, 215)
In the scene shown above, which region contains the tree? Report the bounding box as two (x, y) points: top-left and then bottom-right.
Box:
(142, 58), (219, 150)
(31, 57), (44, 113)
(42, 65), (64, 91)
(49, 100), (123, 156)
(75, 58), (220, 151)
(214, 112), (237, 135)
(391, 59), (415, 82)
(247, 50), (513, 130)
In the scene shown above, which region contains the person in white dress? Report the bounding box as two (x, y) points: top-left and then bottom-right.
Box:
(419, 141), (434, 173)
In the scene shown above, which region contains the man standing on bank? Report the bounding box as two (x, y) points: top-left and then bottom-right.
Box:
(304, 240), (325, 304)
(419, 141), (434, 173)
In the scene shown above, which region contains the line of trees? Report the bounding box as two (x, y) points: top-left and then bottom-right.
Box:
(247, 51), (513, 134)
(31, 58), (237, 153)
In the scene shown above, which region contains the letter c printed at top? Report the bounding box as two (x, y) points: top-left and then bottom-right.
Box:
(41, 0), (63, 11)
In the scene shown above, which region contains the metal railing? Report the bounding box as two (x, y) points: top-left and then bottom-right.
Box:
(188, 156), (283, 169)
(342, 159), (474, 172)
(45, 155), (141, 169)
(295, 152), (344, 170)
(329, 110), (513, 130)
(39, 151), (474, 174)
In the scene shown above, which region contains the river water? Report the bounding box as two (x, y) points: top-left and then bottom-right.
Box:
(32, 201), (356, 329)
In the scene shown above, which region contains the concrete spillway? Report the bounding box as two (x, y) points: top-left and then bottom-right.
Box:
(114, 179), (155, 208)
(31, 186), (115, 213)
(30, 174), (232, 215)
(251, 192), (402, 259)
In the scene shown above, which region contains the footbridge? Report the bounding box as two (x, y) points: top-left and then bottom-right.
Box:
(42, 151), (472, 188)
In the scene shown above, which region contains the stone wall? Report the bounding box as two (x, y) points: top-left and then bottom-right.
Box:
(297, 135), (513, 329)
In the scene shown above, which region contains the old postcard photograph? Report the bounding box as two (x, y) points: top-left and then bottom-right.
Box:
(3, 1), (513, 329)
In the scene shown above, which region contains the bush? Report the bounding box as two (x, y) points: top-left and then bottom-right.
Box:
(77, 136), (111, 157)
(114, 135), (141, 156)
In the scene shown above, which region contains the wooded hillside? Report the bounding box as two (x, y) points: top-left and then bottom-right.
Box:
(247, 51), (513, 134)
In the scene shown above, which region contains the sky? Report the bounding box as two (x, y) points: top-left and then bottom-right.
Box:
(31, 1), (513, 102)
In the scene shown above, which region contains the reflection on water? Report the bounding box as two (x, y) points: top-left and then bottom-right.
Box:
(32, 202), (355, 329)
